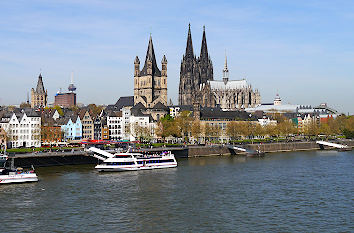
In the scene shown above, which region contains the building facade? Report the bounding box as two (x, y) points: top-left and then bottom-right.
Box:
(80, 110), (94, 140)
(31, 74), (48, 108)
(134, 36), (168, 108)
(0, 111), (41, 148)
(107, 112), (124, 140)
(61, 116), (82, 141)
(54, 92), (76, 108)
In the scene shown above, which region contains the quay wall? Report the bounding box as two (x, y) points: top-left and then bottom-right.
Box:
(8, 140), (354, 167)
(11, 152), (97, 168)
(246, 140), (354, 153)
(187, 146), (232, 157)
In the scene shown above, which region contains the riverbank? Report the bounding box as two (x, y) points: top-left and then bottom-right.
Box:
(6, 139), (354, 167)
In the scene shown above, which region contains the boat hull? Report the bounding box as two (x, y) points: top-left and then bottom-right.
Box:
(95, 163), (177, 172)
(0, 174), (38, 184)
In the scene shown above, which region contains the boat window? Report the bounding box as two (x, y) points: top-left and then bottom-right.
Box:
(161, 159), (175, 163)
(115, 155), (132, 158)
(107, 162), (135, 165)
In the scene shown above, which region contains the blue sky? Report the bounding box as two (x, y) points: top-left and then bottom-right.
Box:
(1, 0), (353, 114)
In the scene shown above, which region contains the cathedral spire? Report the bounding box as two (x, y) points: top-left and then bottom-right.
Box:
(223, 53), (229, 84)
(200, 25), (209, 60)
(185, 23), (194, 59)
(224, 52), (228, 71)
(140, 35), (161, 76)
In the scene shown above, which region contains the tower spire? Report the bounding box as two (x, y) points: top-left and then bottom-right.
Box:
(36, 73), (45, 94)
(223, 51), (229, 84)
(140, 35), (161, 76)
(224, 51), (228, 70)
(185, 23), (194, 59)
(200, 25), (208, 60)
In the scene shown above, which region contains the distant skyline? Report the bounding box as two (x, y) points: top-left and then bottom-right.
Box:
(1, 0), (354, 114)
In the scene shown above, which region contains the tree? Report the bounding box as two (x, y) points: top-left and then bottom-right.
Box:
(226, 122), (239, 141)
(156, 114), (180, 140)
(54, 105), (64, 116)
(175, 111), (192, 142)
(191, 120), (202, 143)
(319, 123), (331, 138)
(87, 104), (103, 117)
(20, 102), (31, 108)
(277, 120), (296, 137)
(304, 121), (319, 138)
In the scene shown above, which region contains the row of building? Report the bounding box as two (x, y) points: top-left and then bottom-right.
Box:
(0, 93), (338, 148)
(0, 24), (339, 148)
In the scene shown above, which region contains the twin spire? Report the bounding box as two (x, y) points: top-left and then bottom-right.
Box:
(185, 24), (209, 60)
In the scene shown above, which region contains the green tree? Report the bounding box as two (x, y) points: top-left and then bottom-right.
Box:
(54, 105), (64, 116)
(191, 120), (202, 143)
(175, 111), (192, 142)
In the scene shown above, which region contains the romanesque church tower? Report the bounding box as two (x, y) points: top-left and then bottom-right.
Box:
(31, 73), (47, 108)
(179, 24), (213, 106)
(134, 35), (167, 108)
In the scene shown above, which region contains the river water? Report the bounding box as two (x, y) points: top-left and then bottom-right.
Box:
(0, 151), (353, 232)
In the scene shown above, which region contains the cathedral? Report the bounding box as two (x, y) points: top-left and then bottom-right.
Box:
(179, 25), (261, 110)
(31, 73), (48, 108)
(179, 24), (213, 106)
(134, 35), (167, 108)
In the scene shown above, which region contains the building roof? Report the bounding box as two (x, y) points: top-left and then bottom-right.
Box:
(200, 107), (257, 121)
(246, 104), (299, 113)
(208, 79), (248, 90)
(114, 96), (134, 110)
(131, 102), (146, 110)
(152, 102), (168, 110)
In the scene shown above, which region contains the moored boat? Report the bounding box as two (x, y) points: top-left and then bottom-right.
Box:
(89, 147), (177, 172)
(0, 155), (38, 184)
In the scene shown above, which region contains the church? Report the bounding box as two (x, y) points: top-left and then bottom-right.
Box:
(179, 24), (261, 110)
(31, 73), (48, 108)
(134, 35), (167, 108)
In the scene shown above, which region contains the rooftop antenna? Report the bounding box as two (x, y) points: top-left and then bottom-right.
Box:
(71, 71), (74, 84)
(68, 71), (77, 92)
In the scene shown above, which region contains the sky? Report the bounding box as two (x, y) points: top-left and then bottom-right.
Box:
(0, 0), (353, 114)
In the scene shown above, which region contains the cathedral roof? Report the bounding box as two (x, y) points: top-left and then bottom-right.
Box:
(208, 79), (248, 90)
(140, 35), (161, 76)
(36, 73), (46, 94)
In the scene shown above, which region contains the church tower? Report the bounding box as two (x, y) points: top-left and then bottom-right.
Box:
(134, 35), (167, 108)
(198, 26), (213, 85)
(31, 73), (47, 108)
(179, 24), (199, 106)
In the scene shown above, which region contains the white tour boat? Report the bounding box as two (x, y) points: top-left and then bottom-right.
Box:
(0, 154), (38, 184)
(88, 147), (177, 172)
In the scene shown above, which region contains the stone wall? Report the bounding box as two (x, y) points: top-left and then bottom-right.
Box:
(188, 146), (231, 157)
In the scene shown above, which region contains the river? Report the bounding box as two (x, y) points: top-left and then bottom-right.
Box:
(0, 150), (353, 232)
